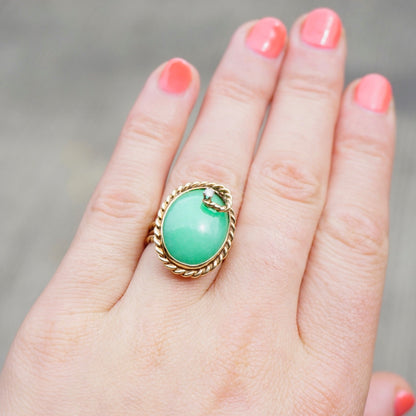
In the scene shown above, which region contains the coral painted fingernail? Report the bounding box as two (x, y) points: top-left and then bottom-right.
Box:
(246, 17), (287, 58)
(301, 8), (342, 49)
(354, 73), (393, 113)
(159, 58), (193, 94)
(395, 390), (415, 416)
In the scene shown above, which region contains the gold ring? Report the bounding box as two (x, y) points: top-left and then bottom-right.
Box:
(147, 181), (236, 278)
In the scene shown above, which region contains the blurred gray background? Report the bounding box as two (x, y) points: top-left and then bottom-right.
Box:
(1, 0), (415, 402)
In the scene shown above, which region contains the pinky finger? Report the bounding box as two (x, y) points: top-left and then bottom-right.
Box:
(297, 74), (395, 385)
(365, 372), (415, 416)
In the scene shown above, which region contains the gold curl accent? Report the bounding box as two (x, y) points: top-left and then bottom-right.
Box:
(147, 181), (235, 278)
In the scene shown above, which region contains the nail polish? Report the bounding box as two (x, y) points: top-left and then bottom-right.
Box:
(246, 17), (287, 58)
(301, 8), (342, 49)
(354, 73), (392, 113)
(395, 391), (415, 416)
(159, 58), (193, 94)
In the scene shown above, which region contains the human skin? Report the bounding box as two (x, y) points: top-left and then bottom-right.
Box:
(0, 8), (414, 416)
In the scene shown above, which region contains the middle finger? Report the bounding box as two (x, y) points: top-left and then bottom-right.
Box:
(215, 9), (346, 317)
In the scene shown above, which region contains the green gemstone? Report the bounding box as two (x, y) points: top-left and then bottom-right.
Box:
(162, 188), (230, 266)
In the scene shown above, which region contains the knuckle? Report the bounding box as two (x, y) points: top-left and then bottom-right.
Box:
(336, 130), (392, 162)
(90, 185), (153, 223)
(216, 316), (260, 376)
(208, 74), (269, 106)
(295, 376), (348, 416)
(251, 159), (322, 205)
(320, 206), (388, 261)
(281, 69), (339, 104)
(207, 312), (272, 410)
(170, 158), (241, 194)
(122, 112), (180, 146)
(14, 316), (88, 367)
(131, 321), (170, 372)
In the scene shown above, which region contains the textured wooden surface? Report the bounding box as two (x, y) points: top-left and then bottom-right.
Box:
(1, 0), (415, 402)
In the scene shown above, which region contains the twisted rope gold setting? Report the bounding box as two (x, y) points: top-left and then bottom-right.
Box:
(147, 182), (235, 278)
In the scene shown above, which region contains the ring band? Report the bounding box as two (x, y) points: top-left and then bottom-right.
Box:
(147, 182), (236, 278)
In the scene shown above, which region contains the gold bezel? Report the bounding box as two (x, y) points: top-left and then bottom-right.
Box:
(151, 181), (235, 278)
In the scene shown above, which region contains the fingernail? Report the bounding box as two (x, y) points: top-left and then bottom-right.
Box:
(354, 73), (393, 113)
(301, 8), (342, 49)
(159, 58), (193, 94)
(395, 390), (415, 416)
(246, 17), (287, 58)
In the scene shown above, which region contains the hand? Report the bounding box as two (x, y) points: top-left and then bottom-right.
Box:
(1, 8), (412, 416)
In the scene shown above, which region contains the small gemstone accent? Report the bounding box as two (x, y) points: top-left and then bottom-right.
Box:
(203, 188), (215, 199)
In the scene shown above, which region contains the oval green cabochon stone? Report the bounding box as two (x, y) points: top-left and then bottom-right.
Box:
(162, 189), (230, 266)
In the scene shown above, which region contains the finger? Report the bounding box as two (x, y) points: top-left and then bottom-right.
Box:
(365, 372), (415, 416)
(40, 58), (199, 312)
(214, 9), (345, 315)
(297, 75), (395, 382)
(129, 18), (288, 302)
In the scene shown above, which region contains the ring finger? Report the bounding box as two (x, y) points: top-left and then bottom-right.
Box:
(129, 17), (288, 302)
